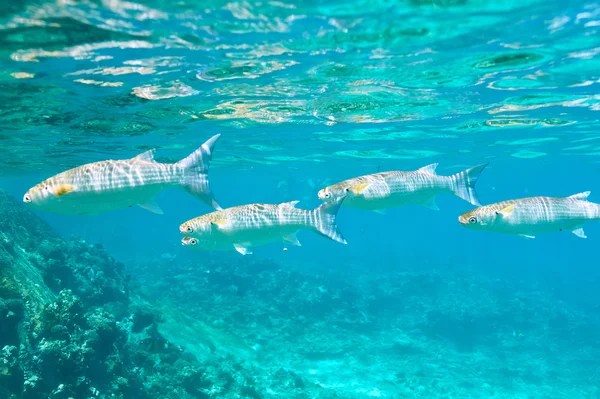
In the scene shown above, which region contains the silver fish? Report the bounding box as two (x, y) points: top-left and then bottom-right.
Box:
(317, 163), (489, 213)
(181, 236), (233, 252)
(458, 191), (600, 239)
(23, 134), (222, 215)
(180, 196), (347, 255)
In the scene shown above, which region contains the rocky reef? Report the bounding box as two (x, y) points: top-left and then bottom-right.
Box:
(0, 191), (268, 399)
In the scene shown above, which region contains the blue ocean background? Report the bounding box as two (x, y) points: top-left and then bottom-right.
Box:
(2, 0), (600, 397)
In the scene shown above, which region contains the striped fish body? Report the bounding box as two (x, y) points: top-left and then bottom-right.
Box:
(459, 192), (600, 238)
(180, 197), (347, 255)
(26, 159), (184, 215)
(23, 134), (221, 215)
(318, 163), (488, 212)
(337, 171), (453, 210)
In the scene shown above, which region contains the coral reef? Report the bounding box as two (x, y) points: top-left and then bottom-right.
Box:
(0, 191), (262, 399)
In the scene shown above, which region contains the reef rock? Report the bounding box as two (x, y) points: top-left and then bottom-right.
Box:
(0, 191), (238, 399)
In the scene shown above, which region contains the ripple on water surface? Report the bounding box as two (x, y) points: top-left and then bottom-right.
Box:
(0, 0), (597, 175)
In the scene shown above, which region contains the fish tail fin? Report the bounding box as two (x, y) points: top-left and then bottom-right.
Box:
(310, 195), (348, 244)
(449, 162), (489, 206)
(176, 134), (222, 210)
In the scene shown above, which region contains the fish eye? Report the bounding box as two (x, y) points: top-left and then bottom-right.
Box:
(185, 226), (193, 233)
(23, 194), (32, 203)
(468, 216), (477, 224)
(190, 239), (197, 245)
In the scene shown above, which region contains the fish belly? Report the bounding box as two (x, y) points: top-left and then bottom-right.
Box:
(217, 223), (301, 248)
(499, 206), (592, 235)
(345, 186), (445, 210)
(40, 184), (166, 215)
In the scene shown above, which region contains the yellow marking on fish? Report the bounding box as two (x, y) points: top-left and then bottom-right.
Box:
(348, 183), (369, 195)
(52, 184), (76, 197)
(496, 204), (515, 216)
(211, 217), (228, 228)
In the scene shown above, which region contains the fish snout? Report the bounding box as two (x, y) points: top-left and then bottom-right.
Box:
(23, 192), (33, 204)
(181, 237), (198, 246)
(317, 189), (332, 201)
(458, 215), (468, 225)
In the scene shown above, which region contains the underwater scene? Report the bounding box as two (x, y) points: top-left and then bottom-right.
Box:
(2, 0), (600, 397)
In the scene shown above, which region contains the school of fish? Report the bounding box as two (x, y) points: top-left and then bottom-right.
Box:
(22, 133), (600, 255)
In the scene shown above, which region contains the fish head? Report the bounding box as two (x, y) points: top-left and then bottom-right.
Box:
(23, 168), (78, 209)
(181, 236), (201, 249)
(180, 221), (196, 235)
(179, 217), (212, 236)
(317, 183), (346, 202)
(458, 206), (497, 230)
(23, 179), (62, 207)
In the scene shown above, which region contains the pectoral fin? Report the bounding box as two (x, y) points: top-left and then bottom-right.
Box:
(52, 184), (76, 197)
(496, 204), (515, 217)
(346, 183), (369, 195)
(571, 227), (587, 239)
(372, 209), (386, 215)
(138, 199), (164, 215)
(210, 218), (228, 230)
(421, 197), (440, 211)
(233, 244), (252, 255)
(283, 232), (302, 246)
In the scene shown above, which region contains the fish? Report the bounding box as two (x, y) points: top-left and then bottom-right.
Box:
(458, 191), (600, 239)
(181, 236), (234, 252)
(23, 134), (222, 215)
(179, 196), (348, 255)
(317, 163), (489, 213)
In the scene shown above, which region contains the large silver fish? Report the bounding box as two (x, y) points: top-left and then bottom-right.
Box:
(23, 134), (222, 215)
(458, 192), (600, 239)
(317, 163), (489, 213)
(179, 196), (347, 255)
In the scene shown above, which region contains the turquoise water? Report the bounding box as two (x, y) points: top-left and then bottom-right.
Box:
(2, 0), (600, 398)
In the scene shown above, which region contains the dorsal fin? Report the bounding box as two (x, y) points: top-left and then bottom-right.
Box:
(417, 163), (438, 175)
(568, 191), (591, 201)
(132, 149), (156, 162)
(282, 200), (300, 208)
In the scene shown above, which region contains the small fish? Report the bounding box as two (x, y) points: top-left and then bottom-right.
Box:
(23, 134), (222, 215)
(317, 163), (489, 213)
(458, 191), (600, 239)
(180, 196), (347, 255)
